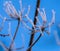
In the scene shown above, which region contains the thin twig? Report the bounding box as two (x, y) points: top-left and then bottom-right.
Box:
(27, 33), (42, 51)
(0, 34), (10, 37)
(9, 18), (20, 50)
(12, 46), (24, 50)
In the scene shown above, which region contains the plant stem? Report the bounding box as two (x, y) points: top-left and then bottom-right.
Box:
(28, 0), (40, 51)
(9, 18), (20, 50)
(27, 33), (42, 51)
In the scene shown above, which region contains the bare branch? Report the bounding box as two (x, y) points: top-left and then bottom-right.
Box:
(27, 33), (42, 51)
(28, 0), (40, 51)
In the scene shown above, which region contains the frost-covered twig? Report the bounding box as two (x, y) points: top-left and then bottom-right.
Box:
(19, 0), (22, 12)
(0, 17), (6, 31)
(54, 31), (60, 45)
(8, 22), (16, 50)
(12, 46), (24, 50)
(0, 41), (8, 51)
(48, 10), (55, 27)
(4, 1), (19, 19)
(37, 8), (47, 23)
(25, 5), (35, 29)
(47, 10), (55, 33)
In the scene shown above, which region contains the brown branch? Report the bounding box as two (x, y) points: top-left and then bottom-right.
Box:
(9, 18), (20, 50)
(27, 33), (42, 51)
(28, 0), (41, 51)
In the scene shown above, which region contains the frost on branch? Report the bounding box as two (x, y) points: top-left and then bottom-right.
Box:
(0, 16), (10, 37)
(54, 30), (60, 45)
(0, 0), (56, 50)
(4, 1), (19, 19)
(0, 15), (7, 31)
(37, 8), (47, 23)
(24, 8), (55, 35)
(4, 0), (25, 20)
(54, 23), (60, 46)
(48, 9), (55, 33)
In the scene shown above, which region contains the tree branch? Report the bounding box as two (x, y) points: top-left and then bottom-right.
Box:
(28, 0), (40, 51)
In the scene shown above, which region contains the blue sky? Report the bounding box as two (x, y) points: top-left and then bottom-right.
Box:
(0, 0), (60, 51)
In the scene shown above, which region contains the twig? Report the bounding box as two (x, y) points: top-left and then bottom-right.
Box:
(27, 33), (42, 51)
(12, 46), (24, 50)
(9, 18), (20, 50)
(0, 34), (10, 37)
